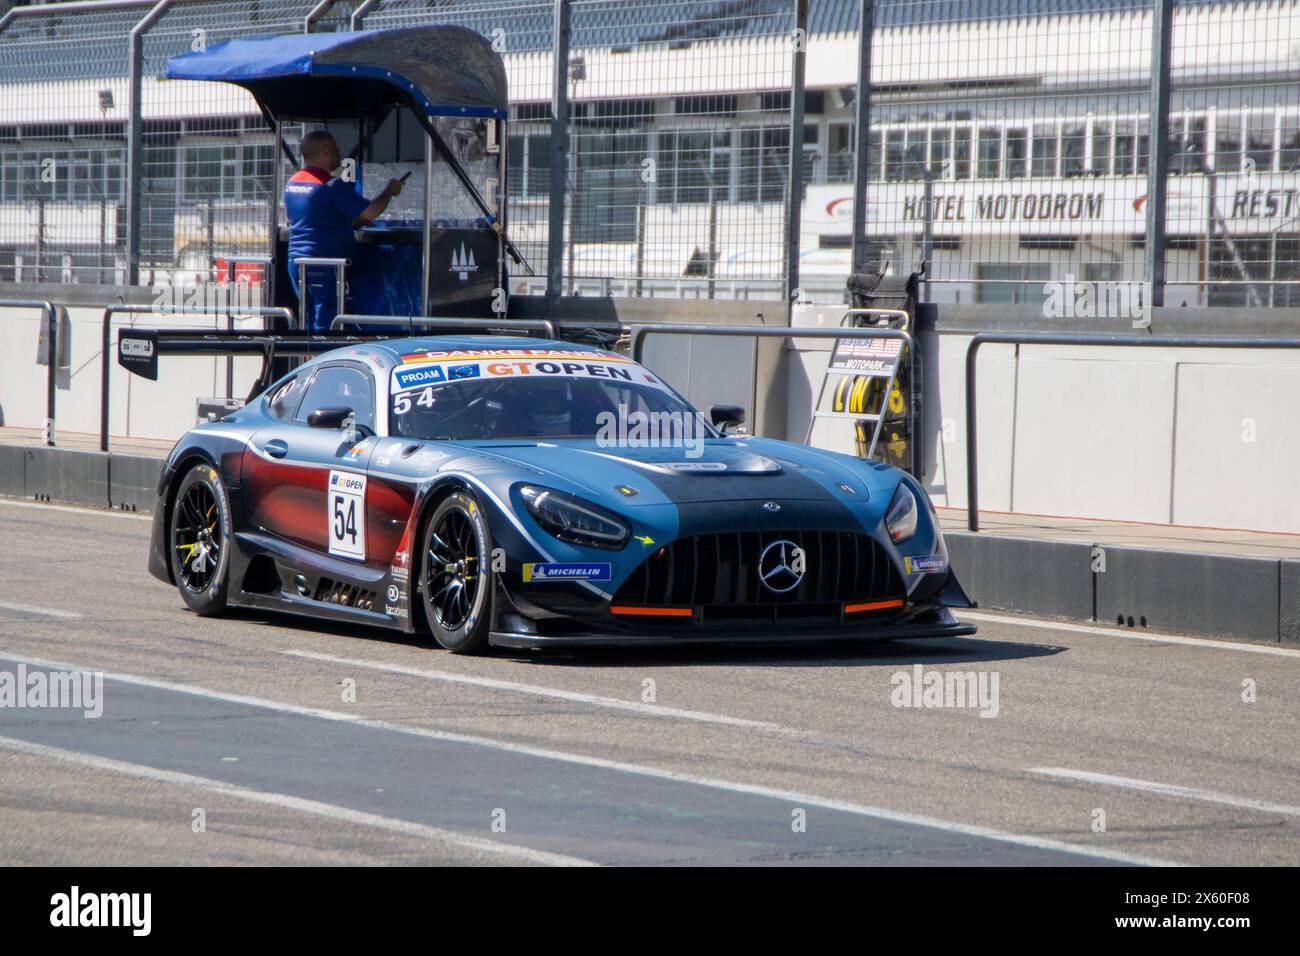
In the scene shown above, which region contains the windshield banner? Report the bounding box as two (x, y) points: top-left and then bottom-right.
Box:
(391, 350), (671, 394)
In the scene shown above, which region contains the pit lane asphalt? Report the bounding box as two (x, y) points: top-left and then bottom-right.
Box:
(2, 499), (1297, 866)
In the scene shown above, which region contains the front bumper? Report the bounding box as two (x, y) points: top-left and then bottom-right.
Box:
(489, 605), (975, 649)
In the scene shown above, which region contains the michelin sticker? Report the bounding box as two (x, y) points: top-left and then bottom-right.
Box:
(903, 554), (948, 574)
(522, 562), (613, 583)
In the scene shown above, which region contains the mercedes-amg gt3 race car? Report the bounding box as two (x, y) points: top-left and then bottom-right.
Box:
(146, 336), (975, 653)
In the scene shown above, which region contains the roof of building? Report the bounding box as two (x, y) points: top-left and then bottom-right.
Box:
(0, 0), (1238, 85)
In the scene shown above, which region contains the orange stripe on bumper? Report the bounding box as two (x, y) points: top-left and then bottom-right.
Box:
(844, 598), (905, 614)
(610, 605), (694, 618)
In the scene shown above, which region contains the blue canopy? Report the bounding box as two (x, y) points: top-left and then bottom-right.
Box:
(164, 25), (508, 121)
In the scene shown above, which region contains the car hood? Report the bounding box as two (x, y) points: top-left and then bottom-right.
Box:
(458, 436), (898, 506)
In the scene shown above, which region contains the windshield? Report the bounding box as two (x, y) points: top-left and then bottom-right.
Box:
(388, 350), (713, 442)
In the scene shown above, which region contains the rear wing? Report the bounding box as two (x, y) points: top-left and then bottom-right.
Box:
(115, 319), (565, 404)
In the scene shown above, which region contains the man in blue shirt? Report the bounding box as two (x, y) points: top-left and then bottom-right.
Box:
(284, 130), (404, 332)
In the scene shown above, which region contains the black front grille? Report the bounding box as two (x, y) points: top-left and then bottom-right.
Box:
(614, 530), (903, 608)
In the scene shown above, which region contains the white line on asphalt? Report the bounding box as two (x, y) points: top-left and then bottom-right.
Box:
(0, 497), (153, 522)
(282, 648), (791, 732)
(0, 733), (594, 867)
(958, 609), (1300, 659)
(0, 648), (1182, 867)
(1029, 767), (1300, 818)
(0, 601), (82, 620)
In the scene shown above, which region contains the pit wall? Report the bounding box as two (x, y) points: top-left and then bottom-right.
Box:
(0, 290), (266, 442)
(787, 303), (1300, 536)
(5, 291), (1300, 536)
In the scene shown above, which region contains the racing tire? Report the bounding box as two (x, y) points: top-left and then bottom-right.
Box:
(169, 463), (232, 616)
(421, 491), (493, 654)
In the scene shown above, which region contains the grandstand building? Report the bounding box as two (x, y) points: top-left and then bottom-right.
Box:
(0, 0), (1296, 305)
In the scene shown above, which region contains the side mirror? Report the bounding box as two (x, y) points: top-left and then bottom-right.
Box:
(710, 403), (746, 432)
(307, 406), (354, 429)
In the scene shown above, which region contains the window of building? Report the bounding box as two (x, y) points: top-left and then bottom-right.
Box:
(1091, 122), (1112, 175)
(1031, 124), (1057, 177)
(507, 133), (551, 200)
(1061, 124), (1086, 176)
(826, 121), (853, 182)
(0, 144), (127, 203)
(656, 129), (730, 204)
(1115, 120), (1139, 175)
(1281, 115), (1300, 170)
(885, 129), (907, 181)
(929, 126), (951, 179)
(1006, 128), (1027, 178)
(975, 262), (1051, 304)
(953, 127), (971, 179)
(737, 127), (788, 202)
(573, 131), (646, 241)
(1215, 113), (1241, 172)
(1246, 112), (1274, 172)
(1084, 262), (1121, 283)
(977, 127), (1000, 178)
(1174, 116), (1206, 174)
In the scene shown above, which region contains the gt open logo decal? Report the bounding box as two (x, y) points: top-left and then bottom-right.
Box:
(522, 562), (613, 583)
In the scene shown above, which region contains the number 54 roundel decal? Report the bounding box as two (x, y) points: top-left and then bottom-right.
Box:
(327, 470), (366, 560)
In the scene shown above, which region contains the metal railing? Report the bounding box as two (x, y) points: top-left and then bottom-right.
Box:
(964, 332), (1300, 531)
(216, 254), (276, 398)
(294, 257), (350, 331)
(100, 304), (295, 452)
(0, 298), (58, 446)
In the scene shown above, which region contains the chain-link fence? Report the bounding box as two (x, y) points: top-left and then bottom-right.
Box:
(0, 1), (147, 285)
(0, 0), (1296, 308)
(836, 0), (1299, 309)
(138, 1), (331, 287)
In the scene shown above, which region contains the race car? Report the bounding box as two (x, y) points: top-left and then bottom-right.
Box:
(146, 336), (975, 652)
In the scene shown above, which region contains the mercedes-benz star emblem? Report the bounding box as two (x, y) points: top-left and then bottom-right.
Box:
(758, 539), (805, 594)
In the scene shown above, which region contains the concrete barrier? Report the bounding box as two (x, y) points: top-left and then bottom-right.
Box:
(21, 446), (109, 508)
(1093, 546), (1282, 642)
(945, 533), (1095, 621)
(109, 453), (163, 512)
(1, 445), (159, 512)
(1280, 560), (1300, 643)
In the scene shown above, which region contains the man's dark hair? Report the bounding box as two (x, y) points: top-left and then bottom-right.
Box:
(300, 129), (337, 165)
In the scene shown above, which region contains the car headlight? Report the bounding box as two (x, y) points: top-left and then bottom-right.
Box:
(520, 485), (630, 550)
(885, 484), (919, 543)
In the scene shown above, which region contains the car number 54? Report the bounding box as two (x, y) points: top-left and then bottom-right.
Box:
(327, 470), (367, 559)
